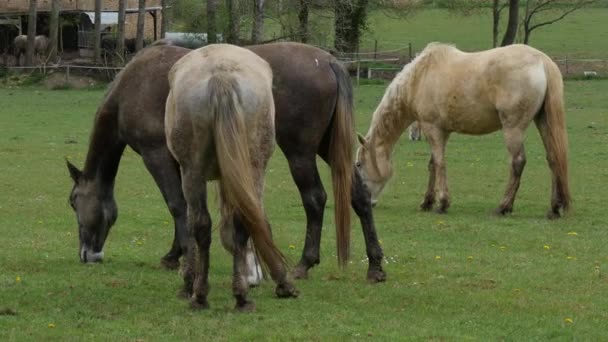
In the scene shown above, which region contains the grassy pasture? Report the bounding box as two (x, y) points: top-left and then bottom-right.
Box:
(266, 8), (608, 59)
(0, 77), (607, 340)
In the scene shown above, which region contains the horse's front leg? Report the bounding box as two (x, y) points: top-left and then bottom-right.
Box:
(352, 169), (386, 282)
(219, 213), (263, 287)
(496, 128), (527, 215)
(422, 125), (451, 213)
(142, 147), (188, 270)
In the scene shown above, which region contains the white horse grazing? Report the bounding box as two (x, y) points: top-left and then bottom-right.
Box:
(13, 35), (49, 65)
(356, 43), (570, 219)
(165, 44), (298, 310)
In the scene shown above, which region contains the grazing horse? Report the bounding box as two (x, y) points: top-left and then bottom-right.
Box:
(67, 42), (385, 283)
(164, 44), (297, 310)
(13, 35), (49, 65)
(356, 43), (570, 219)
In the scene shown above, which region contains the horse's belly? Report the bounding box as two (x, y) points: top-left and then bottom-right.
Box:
(442, 106), (501, 135)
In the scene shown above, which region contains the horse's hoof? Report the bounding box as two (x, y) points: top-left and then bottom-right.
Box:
(494, 206), (513, 216)
(292, 265), (309, 280)
(420, 200), (434, 211)
(435, 207), (448, 214)
(275, 282), (299, 298)
(189, 296), (209, 310)
(235, 301), (256, 312)
(367, 268), (387, 283)
(546, 210), (561, 220)
(160, 256), (180, 270)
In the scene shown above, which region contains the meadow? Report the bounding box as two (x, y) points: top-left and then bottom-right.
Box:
(266, 8), (608, 59)
(0, 73), (607, 339)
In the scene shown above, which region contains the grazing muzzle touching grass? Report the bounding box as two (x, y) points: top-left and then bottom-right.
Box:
(67, 161), (117, 264)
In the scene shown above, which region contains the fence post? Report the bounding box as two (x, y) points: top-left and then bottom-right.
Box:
(356, 61), (360, 86)
(408, 42), (413, 62)
(65, 65), (70, 82)
(374, 40), (378, 60)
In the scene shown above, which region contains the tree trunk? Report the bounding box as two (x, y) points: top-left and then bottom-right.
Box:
(25, 0), (37, 66)
(48, 0), (60, 62)
(161, 0), (168, 38)
(136, 0), (146, 51)
(492, 0), (500, 48)
(207, 0), (217, 44)
(334, 0), (368, 53)
(226, 0), (238, 43)
(500, 0), (519, 46)
(117, 0), (126, 62)
(298, 0), (309, 43)
(251, 0), (265, 43)
(93, 0), (102, 63)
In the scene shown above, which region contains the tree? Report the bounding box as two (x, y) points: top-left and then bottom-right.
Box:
(93, 0), (102, 63)
(501, 0), (519, 46)
(298, 0), (309, 43)
(136, 0), (146, 51)
(334, 0), (369, 53)
(226, 0), (239, 43)
(207, 0), (218, 44)
(161, 0), (169, 38)
(492, 0), (508, 47)
(251, 0), (265, 43)
(26, 0), (37, 66)
(522, 0), (595, 44)
(117, 0), (127, 62)
(48, 0), (60, 62)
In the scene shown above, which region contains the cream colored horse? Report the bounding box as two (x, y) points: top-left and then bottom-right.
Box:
(165, 44), (298, 311)
(356, 43), (570, 219)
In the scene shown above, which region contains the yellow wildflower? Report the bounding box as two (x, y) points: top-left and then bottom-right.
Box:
(15, 276), (21, 283)
(567, 256), (576, 260)
(564, 318), (573, 324)
(48, 323), (56, 328)
(467, 256), (473, 261)
(499, 246), (507, 251)
(435, 255), (441, 260)
(543, 245), (551, 250)
(567, 232), (578, 236)
(288, 244), (296, 249)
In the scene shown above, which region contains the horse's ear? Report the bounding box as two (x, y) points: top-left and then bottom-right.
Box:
(357, 133), (367, 146)
(66, 160), (82, 182)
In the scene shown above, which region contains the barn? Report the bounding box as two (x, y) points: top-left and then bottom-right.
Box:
(0, 0), (163, 58)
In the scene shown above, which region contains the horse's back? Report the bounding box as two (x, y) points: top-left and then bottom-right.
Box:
(414, 44), (550, 134)
(248, 43), (339, 153)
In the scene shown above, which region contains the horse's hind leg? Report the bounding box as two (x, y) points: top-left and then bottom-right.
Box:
(421, 124), (451, 213)
(496, 128), (527, 215)
(180, 168), (212, 309)
(231, 213), (257, 311)
(420, 155), (436, 211)
(351, 168), (386, 282)
(286, 154), (327, 279)
(142, 147), (188, 270)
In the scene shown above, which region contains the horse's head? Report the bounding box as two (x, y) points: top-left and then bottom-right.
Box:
(356, 134), (393, 206)
(67, 161), (117, 263)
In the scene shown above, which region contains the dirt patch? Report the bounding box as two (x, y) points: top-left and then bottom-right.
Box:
(43, 72), (101, 90)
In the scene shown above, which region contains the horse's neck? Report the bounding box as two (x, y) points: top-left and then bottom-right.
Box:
(82, 105), (124, 189)
(367, 76), (415, 157)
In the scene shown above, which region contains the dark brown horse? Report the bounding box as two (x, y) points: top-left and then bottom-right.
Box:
(67, 42), (386, 282)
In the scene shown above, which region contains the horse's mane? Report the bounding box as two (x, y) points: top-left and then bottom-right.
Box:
(366, 43), (457, 172)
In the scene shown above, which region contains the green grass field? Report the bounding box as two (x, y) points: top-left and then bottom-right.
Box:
(267, 8), (608, 59)
(0, 76), (607, 339)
